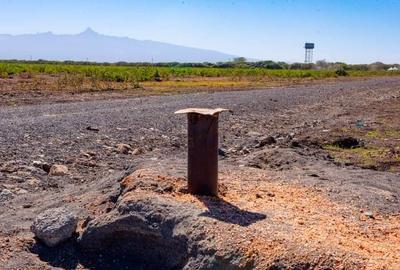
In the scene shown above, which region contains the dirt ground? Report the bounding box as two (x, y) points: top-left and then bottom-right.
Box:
(0, 77), (399, 269)
(0, 75), (375, 107)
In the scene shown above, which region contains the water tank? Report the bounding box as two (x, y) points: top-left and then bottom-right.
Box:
(305, 43), (315, 49)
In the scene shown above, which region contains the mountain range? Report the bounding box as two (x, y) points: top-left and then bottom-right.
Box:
(0, 28), (237, 63)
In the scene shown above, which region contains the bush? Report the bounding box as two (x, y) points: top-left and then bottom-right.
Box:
(335, 68), (349, 76)
(153, 70), (162, 81)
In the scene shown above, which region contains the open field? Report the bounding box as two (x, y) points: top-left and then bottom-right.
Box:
(2, 62), (397, 83)
(0, 77), (400, 269)
(1, 61), (399, 107)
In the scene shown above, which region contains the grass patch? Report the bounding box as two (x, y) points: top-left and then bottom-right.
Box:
(324, 144), (400, 171)
(366, 130), (400, 139)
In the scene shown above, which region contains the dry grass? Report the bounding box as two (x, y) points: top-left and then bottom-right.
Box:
(0, 74), (354, 94)
(141, 76), (307, 90)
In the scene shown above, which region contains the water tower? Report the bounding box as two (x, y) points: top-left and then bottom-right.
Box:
(304, 43), (315, 63)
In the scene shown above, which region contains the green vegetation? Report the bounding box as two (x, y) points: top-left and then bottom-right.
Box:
(323, 126), (400, 172)
(323, 144), (398, 169)
(335, 67), (349, 76)
(324, 144), (386, 159)
(0, 60), (398, 84)
(366, 130), (400, 139)
(0, 62), (332, 82)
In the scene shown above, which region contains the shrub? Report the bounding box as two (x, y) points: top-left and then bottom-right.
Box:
(335, 68), (349, 76)
(153, 70), (162, 81)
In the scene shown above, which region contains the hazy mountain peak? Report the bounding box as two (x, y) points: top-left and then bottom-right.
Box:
(79, 27), (98, 36)
(0, 29), (237, 63)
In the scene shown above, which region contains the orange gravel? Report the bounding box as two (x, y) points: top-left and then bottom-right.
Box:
(121, 168), (400, 269)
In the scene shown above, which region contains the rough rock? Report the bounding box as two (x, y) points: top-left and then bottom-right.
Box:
(32, 160), (51, 173)
(14, 188), (28, 195)
(7, 175), (25, 183)
(364, 211), (375, 219)
(218, 148), (227, 157)
(131, 148), (143, 155)
(78, 170), (258, 269)
(86, 126), (100, 132)
(0, 189), (14, 202)
(290, 140), (301, 148)
(79, 196), (199, 269)
(31, 207), (78, 247)
(116, 143), (132, 154)
(256, 136), (276, 147)
(0, 161), (19, 173)
(49, 164), (68, 176)
(27, 178), (41, 186)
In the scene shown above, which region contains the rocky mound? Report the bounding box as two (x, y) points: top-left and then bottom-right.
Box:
(78, 169), (263, 269)
(28, 167), (400, 269)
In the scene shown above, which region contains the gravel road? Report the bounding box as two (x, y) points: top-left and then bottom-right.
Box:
(1, 77), (400, 187)
(1, 77), (400, 269)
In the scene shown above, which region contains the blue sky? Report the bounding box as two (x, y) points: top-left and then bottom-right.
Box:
(1, 0), (399, 63)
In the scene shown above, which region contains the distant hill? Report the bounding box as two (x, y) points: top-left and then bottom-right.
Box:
(0, 28), (237, 63)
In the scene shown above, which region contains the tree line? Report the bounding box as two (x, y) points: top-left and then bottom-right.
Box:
(0, 58), (398, 72)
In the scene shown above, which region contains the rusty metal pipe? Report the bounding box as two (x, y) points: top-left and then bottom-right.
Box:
(187, 113), (219, 196)
(175, 108), (228, 196)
